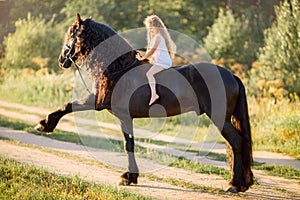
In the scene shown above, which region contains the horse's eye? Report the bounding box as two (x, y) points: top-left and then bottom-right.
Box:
(65, 44), (71, 50)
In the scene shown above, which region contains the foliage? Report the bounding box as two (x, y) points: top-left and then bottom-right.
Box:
(59, 0), (104, 30)
(60, 0), (225, 42)
(145, 0), (226, 42)
(203, 9), (254, 65)
(258, 0), (300, 94)
(0, 0), (65, 44)
(212, 58), (249, 78)
(246, 62), (289, 98)
(3, 14), (62, 71)
(248, 96), (300, 159)
(0, 0), (282, 72)
(7, 0), (65, 22)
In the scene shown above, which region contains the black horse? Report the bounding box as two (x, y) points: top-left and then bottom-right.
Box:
(35, 13), (253, 193)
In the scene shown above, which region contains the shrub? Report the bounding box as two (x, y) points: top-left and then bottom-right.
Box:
(258, 0), (300, 94)
(3, 13), (62, 71)
(204, 9), (254, 65)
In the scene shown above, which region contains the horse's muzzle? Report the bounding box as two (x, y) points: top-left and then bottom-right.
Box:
(58, 55), (72, 68)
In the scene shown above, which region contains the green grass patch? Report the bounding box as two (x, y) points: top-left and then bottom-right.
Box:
(253, 164), (300, 181)
(0, 156), (150, 200)
(0, 115), (31, 130)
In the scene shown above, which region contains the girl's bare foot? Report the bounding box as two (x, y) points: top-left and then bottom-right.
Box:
(149, 94), (159, 106)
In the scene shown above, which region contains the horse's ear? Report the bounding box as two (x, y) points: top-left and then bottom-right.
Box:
(76, 13), (82, 26)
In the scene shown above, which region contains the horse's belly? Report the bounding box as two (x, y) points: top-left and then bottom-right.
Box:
(128, 95), (198, 118)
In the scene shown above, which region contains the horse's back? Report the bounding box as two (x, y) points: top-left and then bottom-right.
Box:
(113, 62), (239, 119)
(169, 62), (240, 116)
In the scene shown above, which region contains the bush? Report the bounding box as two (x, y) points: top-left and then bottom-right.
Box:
(258, 0), (300, 94)
(247, 62), (289, 99)
(204, 9), (254, 65)
(3, 13), (62, 71)
(249, 96), (300, 159)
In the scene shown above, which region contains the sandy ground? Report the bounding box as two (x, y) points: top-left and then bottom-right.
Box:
(0, 100), (300, 199)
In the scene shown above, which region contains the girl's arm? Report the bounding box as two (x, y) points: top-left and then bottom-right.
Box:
(137, 36), (161, 60)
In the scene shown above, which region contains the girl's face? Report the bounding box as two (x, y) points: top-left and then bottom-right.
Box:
(149, 26), (158, 35)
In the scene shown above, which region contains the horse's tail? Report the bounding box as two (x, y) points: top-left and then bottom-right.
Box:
(232, 75), (254, 188)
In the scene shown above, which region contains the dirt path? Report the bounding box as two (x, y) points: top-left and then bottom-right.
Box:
(0, 101), (300, 199)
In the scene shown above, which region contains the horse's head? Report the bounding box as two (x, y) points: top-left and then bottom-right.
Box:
(58, 13), (139, 76)
(58, 13), (92, 68)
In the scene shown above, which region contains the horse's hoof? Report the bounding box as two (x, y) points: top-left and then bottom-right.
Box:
(225, 185), (240, 193)
(34, 122), (53, 134)
(34, 123), (44, 132)
(118, 178), (128, 186)
(240, 186), (248, 192)
(119, 172), (138, 186)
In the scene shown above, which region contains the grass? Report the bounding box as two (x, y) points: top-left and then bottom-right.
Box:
(253, 164), (300, 181)
(0, 156), (150, 200)
(0, 69), (74, 109)
(248, 96), (300, 159)
(1, 114), (299, 182)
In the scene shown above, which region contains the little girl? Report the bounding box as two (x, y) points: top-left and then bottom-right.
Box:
(136, 15), (176, 106)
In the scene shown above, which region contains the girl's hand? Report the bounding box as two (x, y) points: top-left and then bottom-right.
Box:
(136, 52), (144, 61)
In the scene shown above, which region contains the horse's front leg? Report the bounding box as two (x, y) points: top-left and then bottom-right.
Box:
(35, 93), (96, 133)
(119, 118), (139, 185)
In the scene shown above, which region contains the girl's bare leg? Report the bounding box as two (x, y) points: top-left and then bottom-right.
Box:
(146, 65), (164, 106)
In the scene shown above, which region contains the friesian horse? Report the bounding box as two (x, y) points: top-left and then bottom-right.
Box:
(35, 13), (253, 193)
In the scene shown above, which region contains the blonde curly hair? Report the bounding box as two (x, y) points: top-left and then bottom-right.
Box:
(144, 15), (176, 58)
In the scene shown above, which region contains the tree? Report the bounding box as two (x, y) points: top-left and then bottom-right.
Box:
(203, 9), (253, 65)
(3, 14), (61, 71)
(258, 0), (300, 94)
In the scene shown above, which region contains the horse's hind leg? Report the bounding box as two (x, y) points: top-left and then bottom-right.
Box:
(35, 93), (96, 133)
(119, 118), (139, 185)
(221, 121), (248, 193)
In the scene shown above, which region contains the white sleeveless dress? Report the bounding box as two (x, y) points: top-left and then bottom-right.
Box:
(149, 34), (172, 69)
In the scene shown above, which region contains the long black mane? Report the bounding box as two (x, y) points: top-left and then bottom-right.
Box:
(74, 18), (145, 80)
(70, 18), (150, 105)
